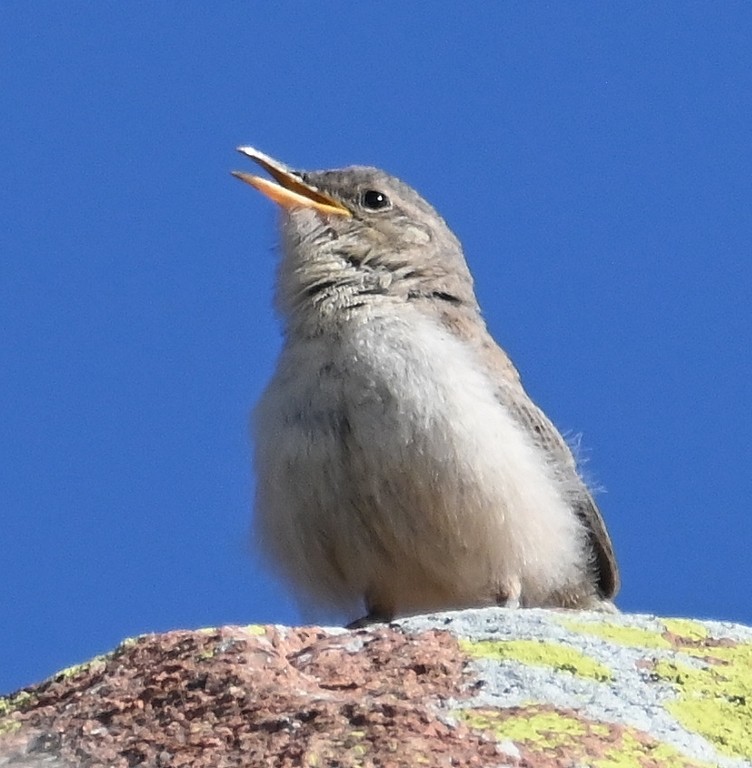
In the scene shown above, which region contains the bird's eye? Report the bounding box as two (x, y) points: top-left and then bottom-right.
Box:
(361, 190), (391, 211)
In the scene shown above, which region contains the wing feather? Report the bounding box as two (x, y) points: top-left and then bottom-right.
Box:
(432, 299), (619, 598)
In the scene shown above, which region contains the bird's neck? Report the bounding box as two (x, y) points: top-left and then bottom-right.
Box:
(274, 239), (482, 340)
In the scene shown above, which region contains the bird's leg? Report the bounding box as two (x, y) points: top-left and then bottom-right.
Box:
(346, 593), (394, 629)
(346, 613), (389, 629)
(494, 576), (522, 609)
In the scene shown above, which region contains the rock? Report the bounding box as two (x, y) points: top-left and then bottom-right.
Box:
(2, 609), (751, 767)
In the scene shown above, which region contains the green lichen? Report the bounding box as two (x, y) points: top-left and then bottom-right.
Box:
(653, 643), (752, 760)
(462, 707), (595, 744)
(0, 690), (34, 717)
(662, 618), (709, 641)
(460, 707), (711, 767)
(303, 726), (382, 767)
(53, 656), (107, 682)
(244, 624), (267, 635)
(594, 730), (711, 767)
(560, 619), (673, 650)
(561, 616), (715, 654)
(0, 690), (35, 735)
(459, 638), (612, 681)
(0, 716), (21, 735)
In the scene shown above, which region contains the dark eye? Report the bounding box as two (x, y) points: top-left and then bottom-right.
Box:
(361, 189), (391, 210)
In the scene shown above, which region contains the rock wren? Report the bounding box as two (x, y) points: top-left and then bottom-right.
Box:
(233, 146), (619, 625)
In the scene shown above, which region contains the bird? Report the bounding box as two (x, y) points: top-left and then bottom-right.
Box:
(232, 146), (619, 627)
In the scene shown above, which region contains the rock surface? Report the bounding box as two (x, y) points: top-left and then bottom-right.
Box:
(2, 609), (751, 767)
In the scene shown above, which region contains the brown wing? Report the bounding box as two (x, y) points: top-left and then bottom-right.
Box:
(495, 373), (620, 597)
(479, 333), (619, 598)
(432, 299), (619, 598)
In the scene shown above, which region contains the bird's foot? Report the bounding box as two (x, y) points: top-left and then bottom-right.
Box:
(347, 595), (394, 629)
(494, 577), (522, 609)
(346, 610), (393, 630)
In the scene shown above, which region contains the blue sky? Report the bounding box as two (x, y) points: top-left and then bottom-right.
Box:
(3, 4), (751, 694)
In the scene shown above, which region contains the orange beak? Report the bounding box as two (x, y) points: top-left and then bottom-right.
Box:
(232, 146), (351, 217)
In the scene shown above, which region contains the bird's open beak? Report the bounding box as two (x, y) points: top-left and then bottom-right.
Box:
(232, 146), (351, 217)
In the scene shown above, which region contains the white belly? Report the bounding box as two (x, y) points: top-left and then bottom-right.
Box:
(253, 306), (587, 616)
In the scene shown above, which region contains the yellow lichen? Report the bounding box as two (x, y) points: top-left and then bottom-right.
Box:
(662, 618), (710, 641)
(593, 730), (710, 767)
(460, 638), (612, 681)
(0, 717), (21, 736)
(54, 657), (106, 682)
(0, 690), (35, 735)
(653, 644), (752, 760)
(0, 690), (34, 717)
(460, 707), (591, 747)
(559, 619), (673, 649)
(460, 707), (712, 767)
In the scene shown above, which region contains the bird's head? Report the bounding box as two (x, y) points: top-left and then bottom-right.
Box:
(233, 147), (477, 329)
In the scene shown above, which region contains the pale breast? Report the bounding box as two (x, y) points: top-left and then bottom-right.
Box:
(253, 305), (589, 615)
